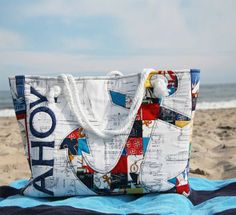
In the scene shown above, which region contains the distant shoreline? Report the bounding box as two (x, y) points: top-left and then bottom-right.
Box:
(1, 83), (236, 113)
(1, 102), (236, 117)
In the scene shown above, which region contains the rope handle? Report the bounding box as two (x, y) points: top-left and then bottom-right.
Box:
(59, 69), (168, 138)
(106, 70), (124, 77)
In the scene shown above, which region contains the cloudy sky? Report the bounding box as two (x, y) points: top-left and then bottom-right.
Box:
(0, 0), (235, 90)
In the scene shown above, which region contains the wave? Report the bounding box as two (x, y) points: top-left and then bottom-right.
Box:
(196, 100), (236, 110)
(0, 109), (15, 117)
(0, 100), (236, 117)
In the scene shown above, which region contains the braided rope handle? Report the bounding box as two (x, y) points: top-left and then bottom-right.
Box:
(60, 69), (154, 138)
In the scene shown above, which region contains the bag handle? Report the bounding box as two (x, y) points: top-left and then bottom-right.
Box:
(106, 70), (124, 77)
(60, 69), (155, 139)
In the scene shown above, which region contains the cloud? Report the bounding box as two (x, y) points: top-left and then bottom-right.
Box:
(0, 28), (25, 50)
(180, 1), (236, 53)
(20, 0), (114, 18)
(0, 49), (235, 90)
(62, 37), (101, 50)
(0, 0), (236, 90)
(0, 50), (235, 74)
(19, 0), (236, 54)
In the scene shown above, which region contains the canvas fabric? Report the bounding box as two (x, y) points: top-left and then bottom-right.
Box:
(8, 69), (200, 197)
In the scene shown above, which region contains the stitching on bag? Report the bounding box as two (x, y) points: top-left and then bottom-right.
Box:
(160, 72), (192, 119)
(140, 119), (190, 191)
(58, 147), (97, 195)
(82, 133), (130, 174)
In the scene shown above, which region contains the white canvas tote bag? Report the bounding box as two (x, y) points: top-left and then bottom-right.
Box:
(9, 68), (200, 197)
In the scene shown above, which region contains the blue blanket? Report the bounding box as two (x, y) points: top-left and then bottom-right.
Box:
(1, 177), (236, 215)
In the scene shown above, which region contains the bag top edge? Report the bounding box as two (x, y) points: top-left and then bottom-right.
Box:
(8, 69), (198, 80)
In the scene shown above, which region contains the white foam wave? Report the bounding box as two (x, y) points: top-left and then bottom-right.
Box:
(0, 109), (15, 117)
(0, 101), (236, 117)
(197, 100), (236, 110)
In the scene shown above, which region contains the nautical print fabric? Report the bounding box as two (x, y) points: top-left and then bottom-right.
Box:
(8, 69), (200, 197)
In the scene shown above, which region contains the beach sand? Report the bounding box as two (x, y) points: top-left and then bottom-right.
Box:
(190, 108), (236, 179)
(0, 108), (236, 185)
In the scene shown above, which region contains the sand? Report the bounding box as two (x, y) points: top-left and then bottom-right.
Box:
(0, 108), (236, 185)
(190, 108), (236, 179)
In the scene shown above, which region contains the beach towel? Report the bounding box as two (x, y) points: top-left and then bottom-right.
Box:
(1, 177), (236, 215)
(8, 69), (200, 197)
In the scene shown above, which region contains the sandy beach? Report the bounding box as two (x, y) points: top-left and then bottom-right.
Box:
(0, 108), (236, 185)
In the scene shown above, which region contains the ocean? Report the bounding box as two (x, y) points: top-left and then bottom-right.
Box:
(0, 83), (236, 117)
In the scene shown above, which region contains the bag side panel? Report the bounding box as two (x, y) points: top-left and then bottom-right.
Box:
(22, 77), (97, 197)
(9, 76), (31, 170)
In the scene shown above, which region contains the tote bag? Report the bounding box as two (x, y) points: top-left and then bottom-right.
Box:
(9, 68), (200, 197)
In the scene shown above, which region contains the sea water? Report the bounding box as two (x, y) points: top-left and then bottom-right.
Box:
(0, 83), (236, 117)
(197, 83), (236, 109)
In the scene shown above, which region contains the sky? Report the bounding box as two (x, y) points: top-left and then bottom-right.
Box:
(0, 0), (236, 90)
